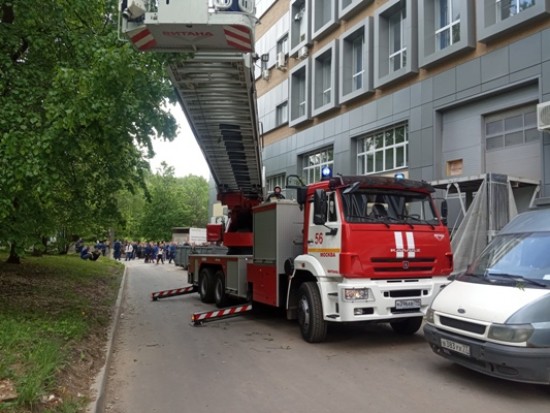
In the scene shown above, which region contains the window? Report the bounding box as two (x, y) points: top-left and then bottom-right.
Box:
(312, 41), (337, 115)
(419, 0), (474, 68)
(435, 0), (460, 51)
(277, 34), (289, 57)
(388, 6), (406, 72)
(290, 0), (310, 55)
(312, 0), (337, 40)
(339, 0), (372, 20)
(267, 174), (286, 192)
(374, 0), (417, 88)
(303, 148), (334, 184)
(357, 124), (408, 175)
(351, 36), (364, 91)
(289, 59), (310, 126)
(484, 105), (538, 151)
(476, 0), (548, 43)
(276, 101), (288, 126)
(496, 0), (535, 21)
(340, 18), (372, 104)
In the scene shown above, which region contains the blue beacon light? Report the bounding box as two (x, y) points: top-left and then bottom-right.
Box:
(321, 166), (332, 180)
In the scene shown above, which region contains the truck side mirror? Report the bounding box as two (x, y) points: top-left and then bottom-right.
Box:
(313, 189), (327, 225)
(441, 200), (448, 225)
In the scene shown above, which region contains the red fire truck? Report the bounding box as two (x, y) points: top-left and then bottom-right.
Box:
(120, 0), (453, 342)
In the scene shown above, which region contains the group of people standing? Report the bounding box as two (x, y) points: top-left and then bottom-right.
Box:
(112, 240), (177, 264)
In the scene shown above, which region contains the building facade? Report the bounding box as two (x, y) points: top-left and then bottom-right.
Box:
(253, 0), (550, 197)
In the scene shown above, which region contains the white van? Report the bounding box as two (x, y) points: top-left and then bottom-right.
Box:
(423, 198), (550, 384)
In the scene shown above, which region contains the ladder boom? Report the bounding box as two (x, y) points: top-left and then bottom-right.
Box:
(120, 0), (263, 202)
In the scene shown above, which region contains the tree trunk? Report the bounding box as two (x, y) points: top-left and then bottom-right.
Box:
(6, 242), (20, 264)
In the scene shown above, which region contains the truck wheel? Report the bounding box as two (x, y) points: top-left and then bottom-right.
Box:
(390, 317), (423, 335)
(199, 268), (215, 303)
(297, 282), (327, 343)
(214, 270), (229, 308)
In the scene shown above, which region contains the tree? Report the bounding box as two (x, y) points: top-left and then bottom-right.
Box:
(139, 165), (209, 241)
(0, 0), (179, 262)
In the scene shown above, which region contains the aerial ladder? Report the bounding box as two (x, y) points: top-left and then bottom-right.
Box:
(120, 0), (262, 323)
(120, 0), (263, 208)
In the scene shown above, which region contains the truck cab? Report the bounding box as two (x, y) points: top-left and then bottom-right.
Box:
(424, 197), (550, 384)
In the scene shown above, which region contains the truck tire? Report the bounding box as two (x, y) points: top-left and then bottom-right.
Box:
(297, 282), (327, 343)
(199, 268), (215, 303)
(390, 316), (423, 335)
(214, 270), (230, 308)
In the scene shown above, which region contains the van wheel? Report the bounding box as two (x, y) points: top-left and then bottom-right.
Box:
(199, 268), (215, 303)
(390, 317), (423, 335)
(297, 282), (327, 343)
(214, 270), (229, 308)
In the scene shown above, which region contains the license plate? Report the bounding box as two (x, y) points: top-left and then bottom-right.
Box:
(441, 338), (471, 356)
(395, 298), (421, 310)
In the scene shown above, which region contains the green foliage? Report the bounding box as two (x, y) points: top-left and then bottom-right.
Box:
(0, 0), (179, 259)
(137, 165), (209, 241)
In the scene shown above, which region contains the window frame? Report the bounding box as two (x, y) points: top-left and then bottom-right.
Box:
(339, 17), (373, 104)
(484, 104), (539, 152)
(289, 58), (311, 127)
(374, 0), (418, 89)
(356, 124), (409, 175)
(302, 147), (334, 184)
(312, 40), (338, 117)
(476, 0), (549, 43)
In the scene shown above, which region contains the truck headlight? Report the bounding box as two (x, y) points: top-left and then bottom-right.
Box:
(425, 308), (435, 323)
(343, 288), (368, 301)
(488, 323), (534, 343)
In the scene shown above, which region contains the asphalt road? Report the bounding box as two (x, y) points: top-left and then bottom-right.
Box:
(102, 259), (550, 413)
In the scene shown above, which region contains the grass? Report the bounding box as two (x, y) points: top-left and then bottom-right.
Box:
(0, 253), (124, 413)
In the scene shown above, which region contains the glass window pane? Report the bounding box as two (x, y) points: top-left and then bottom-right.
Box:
(367, 153), (374, 173)
(505, 131), (523, 146)
(375, 152), (383, 172)
(395, 126), (405, 143)
(486, 135), (503, 150)
(486, 120), (503, 135)
(396, 146), (404, 167)
(505, 114), (523, 131)
(386, 147), (394, 170)
(384, 130), (394, 146)
(375, 133), (384, 148)
(524, 111), (536, 127)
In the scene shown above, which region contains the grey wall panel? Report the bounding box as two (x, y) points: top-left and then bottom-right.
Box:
(420, 127), (434, 167)
(408, 130), (422, 168)
(349, 107), (363, 129)
(393, 87), (411, 114)
(377, 94), (393, 119)
(421, 102), (433, 129)
(409, 106), (421, 132)
(481, 47), (509, 83)
(456, 58), (481, 92)
(509, 33), (542, 73)
(543, 62), (550, 95)
(456, 85), (482, 101)
(482, 76), (511, 93)
(543, 28), (550, 62)
(433, 69), (456, 100)
(410, 82), (422, 108)
(510, 65), (542, 84)
(421, 77), (433, 104)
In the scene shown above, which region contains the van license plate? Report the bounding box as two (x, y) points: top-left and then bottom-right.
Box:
(441, 338), (471, 356)
(395, 298), (421, 310)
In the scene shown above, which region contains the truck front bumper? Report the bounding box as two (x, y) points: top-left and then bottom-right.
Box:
(423, 323), (550, 384)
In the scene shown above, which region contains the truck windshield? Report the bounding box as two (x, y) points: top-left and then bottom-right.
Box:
(465, 233), (550, 287)
(340, 189), (439, 226)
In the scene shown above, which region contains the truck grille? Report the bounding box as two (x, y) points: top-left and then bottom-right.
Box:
(371, 257), (435, 273)
(440, 315), (486, 334)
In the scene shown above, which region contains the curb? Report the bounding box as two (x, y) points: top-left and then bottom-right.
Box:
(86, 265), (128, 413)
